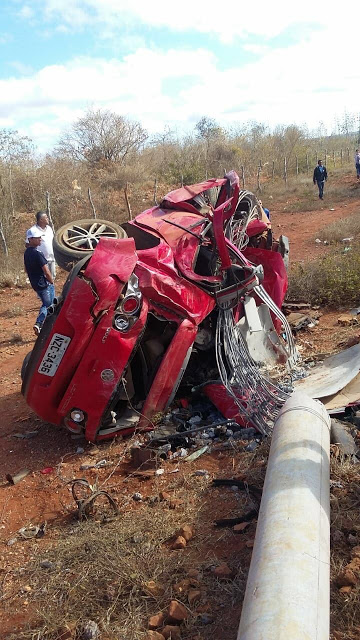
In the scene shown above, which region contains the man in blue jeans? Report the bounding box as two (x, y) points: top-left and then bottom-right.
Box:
(24, 228), (55, 336)
(313, 160), (328, 200)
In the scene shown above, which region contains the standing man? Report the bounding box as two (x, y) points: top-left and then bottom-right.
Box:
(24, 229), (55, 336)
(313, 160), (328, 200)
(355, 149), (360, 180)
(28, 211), (56, 279)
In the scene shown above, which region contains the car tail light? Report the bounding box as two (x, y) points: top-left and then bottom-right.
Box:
(121, 295), (140, 315)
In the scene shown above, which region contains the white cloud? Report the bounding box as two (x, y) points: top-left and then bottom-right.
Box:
(0, 32), (12, 45)
(0, 24), (358, 152)
(17, 5), (34, 19)
(21, 0), (358, 42)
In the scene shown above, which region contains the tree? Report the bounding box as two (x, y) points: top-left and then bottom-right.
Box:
(0, 129), (34, 252)
(195, 117), (223, 178)
(57, 108), (147, 165)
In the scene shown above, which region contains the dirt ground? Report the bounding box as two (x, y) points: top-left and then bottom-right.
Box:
(1, 188), (360, 639)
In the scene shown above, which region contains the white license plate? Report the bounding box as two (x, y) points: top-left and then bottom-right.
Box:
(38, 333), (71, 377)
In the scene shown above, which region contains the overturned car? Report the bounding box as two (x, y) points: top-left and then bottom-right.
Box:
(21, 171), (296, 442)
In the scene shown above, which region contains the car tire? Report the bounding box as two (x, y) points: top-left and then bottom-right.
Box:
(21, 352), (32, 382)
(53, 219), (127, 272)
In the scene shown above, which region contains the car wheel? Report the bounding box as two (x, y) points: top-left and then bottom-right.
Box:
(21, 352), (32, 382)
(53, 219), (127, 271)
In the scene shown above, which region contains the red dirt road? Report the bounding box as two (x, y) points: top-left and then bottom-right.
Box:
(271, 200), (360, 263)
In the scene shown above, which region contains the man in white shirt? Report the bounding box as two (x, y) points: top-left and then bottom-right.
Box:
(27, 211), (56, 278)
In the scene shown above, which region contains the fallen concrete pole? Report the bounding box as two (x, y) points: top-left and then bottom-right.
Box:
(238, 391), (331, 640)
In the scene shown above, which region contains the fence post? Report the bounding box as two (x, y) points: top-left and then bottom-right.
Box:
(181, 174), (184, 187)
(124, 182), (132, 221)
(272, 161), (275, 180)
(340, 149), (343, 166)
(347, 148), (350, 163)
(315, 151), (318, 165)
(284, 157), (287, 187)
(45, 190), (55, 231)
(333, 150), (336, 168)
(306, 153), (309, 174)
(241, 165), (245, 189)
(295, 156), (299, 176)
(324, 149), (327, 167)
(0, 220), (8, 257)
(153, 178), (158, 205)
(88, 187), (96, 219)
(257, 164), (262, 192)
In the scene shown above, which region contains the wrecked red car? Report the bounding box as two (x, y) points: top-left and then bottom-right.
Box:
(21, 171), (297, 442)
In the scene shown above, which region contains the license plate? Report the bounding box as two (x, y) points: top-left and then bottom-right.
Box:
(38, 333), (71, 377)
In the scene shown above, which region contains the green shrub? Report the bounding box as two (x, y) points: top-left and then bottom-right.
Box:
(287, 244), (360, 307)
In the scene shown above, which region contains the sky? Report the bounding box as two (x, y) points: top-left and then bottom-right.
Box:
(0, 0), (359, 152)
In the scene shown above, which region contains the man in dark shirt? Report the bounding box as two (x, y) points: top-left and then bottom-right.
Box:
(313, 160), (328, 200)
(24, 228), (55, 336)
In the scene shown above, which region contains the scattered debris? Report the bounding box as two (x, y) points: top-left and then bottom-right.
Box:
(331, 419), (358, 457)
(40, 467), (54, 475)
(215, 509), (258, 528)
(283, 302), (311, 312)
(350, 307), (360, 316)
(131, 446), (157, 469)
(212, 478), (262, 501)
(69, 478), (119, 520)
(40, 560), (55, 570)
(12, 431), (38, 439)
(19, 523), (46, 539)
(287, 312), (317, 332)
(338, 314), (359, 326)
(183, 446), (209, 462)
(6, 468), (30, 485)
(81, 620), (100, 640)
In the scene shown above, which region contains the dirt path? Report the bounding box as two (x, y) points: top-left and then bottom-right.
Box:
(271, 200), (359, 263)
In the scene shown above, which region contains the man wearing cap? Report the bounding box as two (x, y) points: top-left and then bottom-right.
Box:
(24, 228), (55, 336)
(27, 211), (56, 278)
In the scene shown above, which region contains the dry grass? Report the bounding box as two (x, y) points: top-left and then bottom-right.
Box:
(7, 453), (252, 640)
(4, 433), (358, 640)
(0, 305), (24, 318)
(287, 244), (360, 307)
(258, 168), (360, 213)
(317, 210), (360, 245)
(9, 332), (23, 344)
(330, 452), (360, 639)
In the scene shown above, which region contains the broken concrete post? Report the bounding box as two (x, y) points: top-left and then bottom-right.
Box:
(237, 391), (330, 640)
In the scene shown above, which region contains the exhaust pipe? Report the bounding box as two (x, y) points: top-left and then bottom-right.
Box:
(238, 391), (331, 640)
